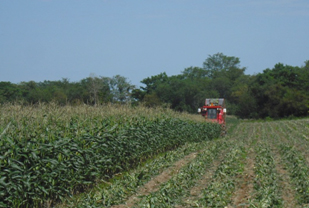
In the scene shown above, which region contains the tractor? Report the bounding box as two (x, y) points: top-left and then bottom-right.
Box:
(198, 98), (227, 136)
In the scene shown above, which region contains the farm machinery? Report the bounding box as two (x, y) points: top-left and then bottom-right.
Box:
(198, 98), (227, 136)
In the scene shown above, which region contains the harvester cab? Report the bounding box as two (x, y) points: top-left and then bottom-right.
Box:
(198, 98), (227, 136)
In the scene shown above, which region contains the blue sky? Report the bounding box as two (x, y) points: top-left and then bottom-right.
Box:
(1, 0), (309, 87)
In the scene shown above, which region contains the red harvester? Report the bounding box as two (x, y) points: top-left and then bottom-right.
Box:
(198, 98), (227, 136)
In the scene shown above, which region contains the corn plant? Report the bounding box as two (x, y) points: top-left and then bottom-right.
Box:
(0, 104), (221, 207)
(62, 141), (208, 207)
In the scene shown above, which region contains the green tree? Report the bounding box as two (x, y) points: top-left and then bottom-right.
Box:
(154, 76), (202, 112)
(0, 82), (21, 103)
(230, 75), (256, 117)
(140, 72), (168, 94)
(80, 76), (112, 105)
(110, 75), (135, 103)
(203, 53), (245, 79)
(19, 81), (50, 103)
(250, 63), (309, 118)
(202, 53), (246, 101)
(131, 89), (146, 103)
(181, 67), (208, 79)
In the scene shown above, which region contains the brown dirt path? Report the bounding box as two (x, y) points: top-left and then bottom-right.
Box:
(111, 151), (200, 208)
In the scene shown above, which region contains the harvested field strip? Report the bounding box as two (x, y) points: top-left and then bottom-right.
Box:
(251, 142), (282, 207)
(179, 120), (252, 207)
(111, 151), (199, 208)
(212, 122), (257, 208)
(197, 144), (247, 207)
(266, 122), (298, 207)
(284, 120), (309, 142)
(291, 119), (309, 131)
(272, 149), (298, 208)
(230, 150), (255, 208)
(195, 123), (256, 207)
(279, 144), (309, 205)
(287, 120), (309, 140)
(180, 123), (254, 207)
(178, 154), (223, 208)
(257, 121), (309, 207)
(272, 121), (309, 165)
(135, 139), (229, 207)
(228, 123), (259, 208)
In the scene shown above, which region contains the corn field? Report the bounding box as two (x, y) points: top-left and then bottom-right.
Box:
(1, 104), (309, 207)
(0, 104), (220, 208)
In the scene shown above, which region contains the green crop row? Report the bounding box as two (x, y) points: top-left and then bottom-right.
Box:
(279, 145), (309, 204)
(62, 140), (209, 207)
(0, 105), (221, 208)
(136, 139), (228, 208)
(198, 145), (246, 207)
(252, 144), (282, 207)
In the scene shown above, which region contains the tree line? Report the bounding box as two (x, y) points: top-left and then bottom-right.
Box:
(0, 75), (134, 106)
(1, 53), (308, 119)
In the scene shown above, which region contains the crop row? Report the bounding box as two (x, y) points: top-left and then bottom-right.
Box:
(135, 139), (229, 208)
(287, 120), (309, 141)
(252, 143), (282, 207)
(62, 140), (210, 207)
(258, 121), (309, 207)
(197, 144), (246, 207)
(0, 113), (221, 208)
(279, 145), (309, 205)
